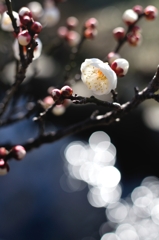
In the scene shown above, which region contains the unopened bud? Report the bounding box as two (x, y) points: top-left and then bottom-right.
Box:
(122, 9), (138, 25)
(20, 15), (32, 26)
(0, 147), (8, 158)
(11, 145), (26, 160)
(84, 28), (97, 39)
(133, 5), (143, 15)
(66, 16), (79, 29)
(127, 32), (142, 46)
(111, 58), (129, 77)
(19, 7), (32, 18)
(42, 96), (54, 109)
(51, 89), (61, 101)
(31, 21), (42, 33)
(132, 25), (141, 34)
(144, 5), (158, 20)
(61, 86), (73, 97)
(66, 30), (81, 47)
(113, 27), (125, 40)
(57, 26), (68, 38)
(107, 52), (120, 64)
(85, 18), (98, 29)
(18, 30), (31, 46)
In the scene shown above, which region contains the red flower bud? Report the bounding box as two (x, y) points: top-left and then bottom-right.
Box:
(144, 5), (158, 20)
(0, 147), (8, 158)
(85, 18), (98, 29)
(19, 7), (32, 19)
(51, 89), (61, 102)
(66, 16), (79, 29)
(127, 32), (142, 46)
(12, 145), (26, 160)
(133, 5), (143, 15)
(57, 26), (68, 38)
(31, 21), (42, 34)
(84, 28), (97, 39)
(61, 86), (73, 97)
(113, 27), (125, 41)
(20, 15), (32, 26)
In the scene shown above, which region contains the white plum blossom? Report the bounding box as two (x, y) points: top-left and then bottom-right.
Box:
(81, 58), (117, 95)
(1, 11), (20, 31)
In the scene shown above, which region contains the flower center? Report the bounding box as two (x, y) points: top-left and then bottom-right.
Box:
(97, 69), (107, 80)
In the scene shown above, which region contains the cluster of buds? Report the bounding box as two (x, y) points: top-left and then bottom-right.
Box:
(0, 0), (65, 60)
(51, 85), (73, 104)
(18, 7), (42, 44)
(57, 16), (98, 46)
(83, 17), (98, 39)
(17, 6), (42, 59)
(112, 5), (158, 47)
(1, 5), (43, 60)
(0, 146), (26, 176)
(57, 16), (81, 47)
(42, 95), (69, 116)
(40, 86), (72, 116)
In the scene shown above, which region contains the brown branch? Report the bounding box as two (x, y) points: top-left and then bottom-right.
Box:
(70, 95), (121, 110)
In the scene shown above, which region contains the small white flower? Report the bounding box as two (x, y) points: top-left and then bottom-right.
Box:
(1, 11), (20, 32)
(81, 58), (117, 95)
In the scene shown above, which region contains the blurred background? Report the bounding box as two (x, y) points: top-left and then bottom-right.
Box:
(0, 0), (159, 239)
